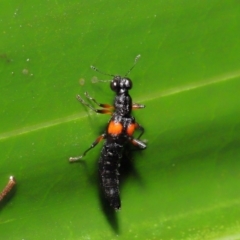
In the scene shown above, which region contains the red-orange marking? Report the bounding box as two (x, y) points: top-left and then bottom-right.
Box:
(127, 123), (136, 136)
(108, 121), (123, 135)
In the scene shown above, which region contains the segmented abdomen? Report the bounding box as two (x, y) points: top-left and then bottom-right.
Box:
(98, 142), (122, 210)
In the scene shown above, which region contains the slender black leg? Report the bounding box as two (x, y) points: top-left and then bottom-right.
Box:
(69, 134), (106, 162)
(135, 122), (145, 139)
(128, 136), (147, 150)
(77, 95), (112, 114)
(132, 103), (145, 110)
(84, 92), (114, 109)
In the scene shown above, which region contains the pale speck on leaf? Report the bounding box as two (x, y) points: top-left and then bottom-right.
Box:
(22, 69), (29, 75)
(79, 78), (85, 85)
(91, 76), (98, 83)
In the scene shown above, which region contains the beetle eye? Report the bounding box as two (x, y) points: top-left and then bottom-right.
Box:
(124, 78), (132, 89)
(110, 77), (120, 92)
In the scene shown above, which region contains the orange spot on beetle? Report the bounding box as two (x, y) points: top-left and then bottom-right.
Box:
(108, 121), (123, 135)
(127, 123), (136, 136)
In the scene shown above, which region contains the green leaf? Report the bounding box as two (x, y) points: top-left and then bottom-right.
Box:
(1, 1), (240, 239)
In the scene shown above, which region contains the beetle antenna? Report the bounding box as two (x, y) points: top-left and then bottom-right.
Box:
(91, 76), (111, 83)
(125, 54), (141, 76)
(90, 65), (115, 77)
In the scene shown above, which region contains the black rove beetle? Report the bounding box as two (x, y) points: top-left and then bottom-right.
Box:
(69, 55), (147, 210)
